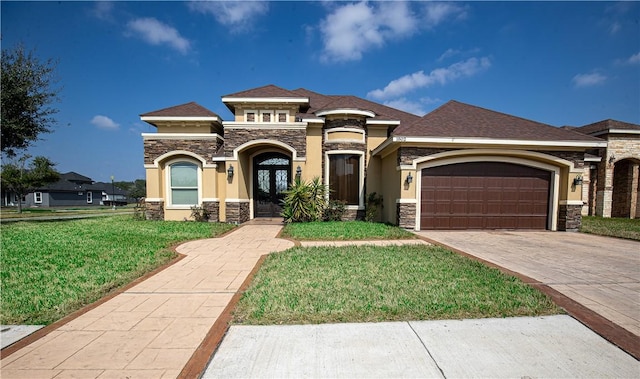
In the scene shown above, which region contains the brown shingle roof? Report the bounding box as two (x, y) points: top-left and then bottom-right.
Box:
(140, 102), (220, 118)
(574, 119), (640, 135)
(290, 88), (420, 125)
(223, 84), (307, 99)
(394, 100), (603, 141)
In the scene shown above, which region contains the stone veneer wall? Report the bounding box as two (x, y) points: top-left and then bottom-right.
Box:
(225, 201), (250, 224)
(202, 201), (220, 222)
(558, 204), (582, 232)
(145, 200), (164, 221)
(396, 203), (416, 229)
(144, 139), (221, 165)
(224, 129), (306, 158)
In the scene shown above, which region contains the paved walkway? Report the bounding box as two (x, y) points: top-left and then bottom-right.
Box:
(1, 225), (293, 379)
(2, 226), (638, 378)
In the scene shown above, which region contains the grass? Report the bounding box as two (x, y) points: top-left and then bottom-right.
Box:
(581, 216), (640, 241)
(233, 244), (561, 325)
(1, 216), (235, 325)
(281, 221), (416, 240)
(0, 205), (134, 219)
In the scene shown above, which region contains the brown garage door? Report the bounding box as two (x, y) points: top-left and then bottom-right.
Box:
(421, 162), (551, 230)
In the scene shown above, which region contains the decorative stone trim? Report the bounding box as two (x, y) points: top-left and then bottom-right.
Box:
(145, 200), (165, 221)
(144, 139), (222, 165)
(396, 202), (416, 229)
(224, 129), (306, 158)
(202, 201), (220, 222)
(558, 204), (582, 232)
(225, 201), (250, 224)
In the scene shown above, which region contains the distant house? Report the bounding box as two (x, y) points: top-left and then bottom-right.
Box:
(2, 172), (128, 208)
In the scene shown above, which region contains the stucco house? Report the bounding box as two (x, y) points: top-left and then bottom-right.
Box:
(140, 84), (638, 231)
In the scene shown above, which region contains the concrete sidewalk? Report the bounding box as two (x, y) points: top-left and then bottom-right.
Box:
(204, 316), (639, 378)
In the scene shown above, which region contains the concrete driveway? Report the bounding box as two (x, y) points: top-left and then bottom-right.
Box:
(417, 230), (640, 356)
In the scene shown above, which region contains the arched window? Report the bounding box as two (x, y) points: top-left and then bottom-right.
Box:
(169, 161), (199, 206)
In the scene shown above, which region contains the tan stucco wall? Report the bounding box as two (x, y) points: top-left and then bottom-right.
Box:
(156, 124), (214, 133)
(217, 164), (227, 221)
(380, 152), (401, 224)
(366, 126), (389, 196)
(305, 124), (323, 180)
(326, 131), (364, 142)
(145, 168), (162, 199)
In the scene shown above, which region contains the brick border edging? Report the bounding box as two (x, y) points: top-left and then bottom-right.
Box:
(415, 234), (640, 361)
(0, 251), (188, 359)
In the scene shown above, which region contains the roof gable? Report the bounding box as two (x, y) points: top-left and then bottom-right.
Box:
(223, 84), (305, 99)
(140, 102), (219, 118)
(395, 100), (603, 142)
(574, 119), (640, 136)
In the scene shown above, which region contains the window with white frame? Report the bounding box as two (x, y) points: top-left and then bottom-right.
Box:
(260, 110), (273, 122)
(328, 153), (362, 206)
(169, 161), (199, 206)
(87, 191), (93, 203)
(246, 112), (256, 122)
(34, 192), (42, 204)
(277, 111), (288, 122)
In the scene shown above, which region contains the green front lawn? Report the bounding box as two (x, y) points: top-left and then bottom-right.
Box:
(234, 244), (561, 325)
(281, 221), (416, 240)
(581, 216), (640, 241)
(1, 216), (234, 325)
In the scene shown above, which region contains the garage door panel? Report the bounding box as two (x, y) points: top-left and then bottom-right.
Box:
(421, 162), (550, 230)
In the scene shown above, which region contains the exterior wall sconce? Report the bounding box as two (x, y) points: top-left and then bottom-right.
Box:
(406, 172), (413, 184)
(296, 165), (302, 179)
(608, 155), (616, 165)
(227, 165), (234, 180)
(573, 175), (583, 186)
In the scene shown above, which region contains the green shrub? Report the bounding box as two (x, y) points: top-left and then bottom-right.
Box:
(324, 200), (346, 221)
(190, 205), (210, 222)
(281, 177), (328, 223)
(365, 192), (384, 222)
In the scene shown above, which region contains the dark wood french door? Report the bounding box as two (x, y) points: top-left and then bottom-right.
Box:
(254, 153), (290, 218)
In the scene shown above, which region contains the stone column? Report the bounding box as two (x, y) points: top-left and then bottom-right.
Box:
(558, 204), (582, 232)
(595, 160), (613, 218)
(631, 162), (639, 218)
(396, 202), (416, 229)
(145, 200), (164, 221)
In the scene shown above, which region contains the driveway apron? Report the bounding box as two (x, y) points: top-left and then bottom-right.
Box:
(418, 231), (640, 338)
(1, 224), (294, 379)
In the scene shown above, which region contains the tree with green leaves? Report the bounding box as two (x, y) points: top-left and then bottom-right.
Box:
(1, 44), (60, 157)
(1, 155), (60, 213)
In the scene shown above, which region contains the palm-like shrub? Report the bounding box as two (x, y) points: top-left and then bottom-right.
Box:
(281, 177), (329, 223)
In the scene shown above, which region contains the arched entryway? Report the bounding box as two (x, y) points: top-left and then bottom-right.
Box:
(253, 152), (291, 218)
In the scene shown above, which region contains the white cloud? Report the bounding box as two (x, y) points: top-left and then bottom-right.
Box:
(318, 1), (466, 63)
(572, 72), (607, 88)
(383, 97), (440, 116)
(626, 52), (640, 65)
(187, 1), (268, 32)
(91, 115), (119, 130)
(91, 1), (114, 21)
(368, 57), (491, 100)
(126, 17), (190, 54)
(422, 2), (467, 29)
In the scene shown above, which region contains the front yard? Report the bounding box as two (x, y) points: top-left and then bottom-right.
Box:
(8, 218), (605, 327)
(581, 215), (640, 241)
(0, 216), (234, 325)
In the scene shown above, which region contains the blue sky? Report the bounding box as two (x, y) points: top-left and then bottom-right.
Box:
(2, 1), (639, 182)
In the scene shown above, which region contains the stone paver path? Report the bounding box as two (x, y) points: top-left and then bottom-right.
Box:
(1, 225), (293, 379)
